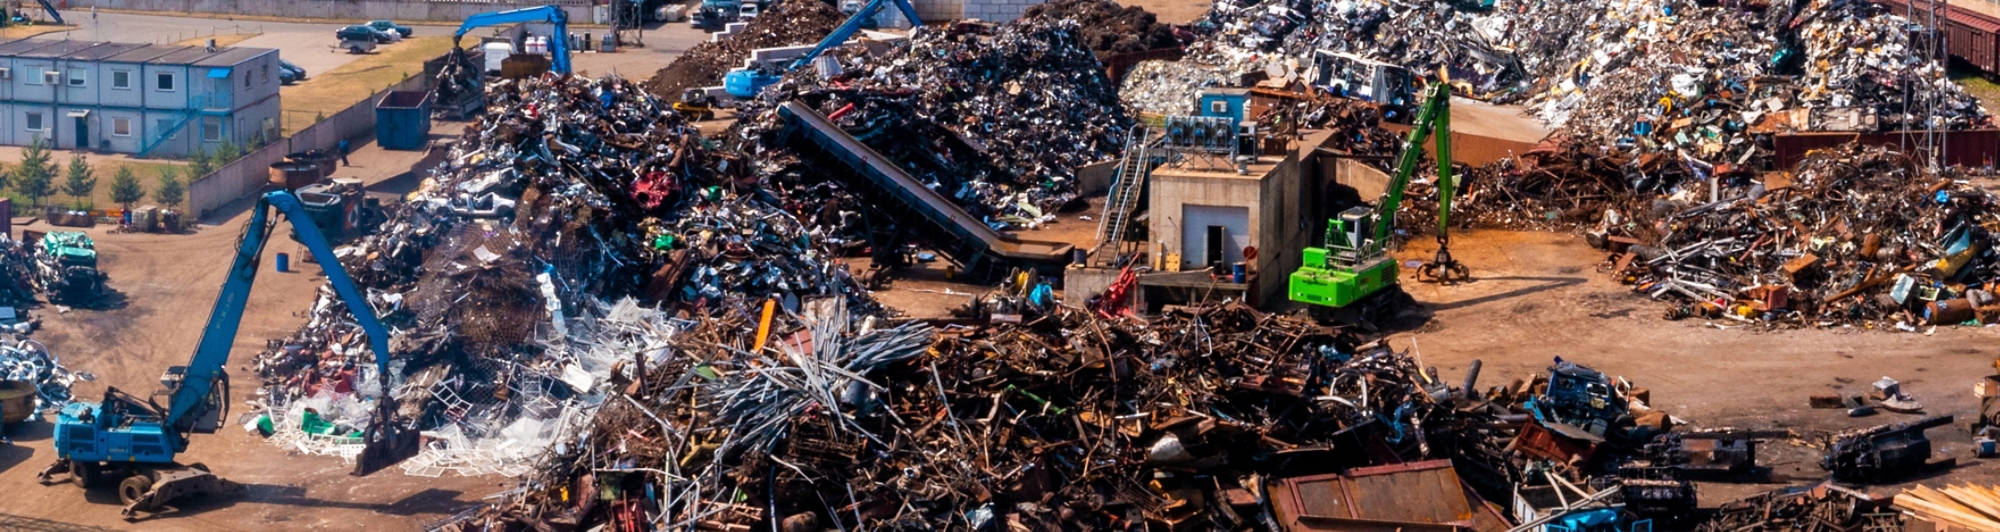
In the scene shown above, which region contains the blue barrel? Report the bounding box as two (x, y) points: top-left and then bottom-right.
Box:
(275, 253), (290, 272)
(1231, 262), (1246, 283)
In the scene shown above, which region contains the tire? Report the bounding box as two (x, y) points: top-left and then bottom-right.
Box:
(72, 461), (98, 489)
(117, 474), (154, 508)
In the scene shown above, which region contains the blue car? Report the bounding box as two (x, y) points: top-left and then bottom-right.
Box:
(278, 59), (306, 85)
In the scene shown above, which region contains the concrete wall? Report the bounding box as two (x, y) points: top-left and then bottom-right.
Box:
(1150, 168), (1261, 271)
(1146, 150), (1305, 310)
(187, 71), (427, 218)
(68, 0), (592, 23)
(961, 0), (1041, 21)
(1252, 149), (1304, 308)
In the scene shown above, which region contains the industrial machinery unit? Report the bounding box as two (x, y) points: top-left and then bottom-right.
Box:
(292, 179), (385, 244)
(721, 0), (922, 98)
(37, 191), (411, 518)
(454, 6), (572, 76)
(1288, 83), (1468, 319)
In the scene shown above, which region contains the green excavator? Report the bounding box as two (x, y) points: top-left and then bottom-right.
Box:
(1289, 83), (1468, 320)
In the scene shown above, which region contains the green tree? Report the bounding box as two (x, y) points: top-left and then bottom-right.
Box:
(110, 166), (144, 212)
(154, 166), (185, 211)
(14, 136), (55, 208)
(215, 140), (240, 164)
(186, 147), (212, 181)
(62, 153), (96, 209)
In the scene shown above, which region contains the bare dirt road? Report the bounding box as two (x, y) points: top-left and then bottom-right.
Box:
(1392, 229), (2000, 502)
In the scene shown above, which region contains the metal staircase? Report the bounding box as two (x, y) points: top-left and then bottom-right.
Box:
(136, 111), (196, 158)
(1089, 126), (1159, 266)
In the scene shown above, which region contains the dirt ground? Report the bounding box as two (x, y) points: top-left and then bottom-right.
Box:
(1113, 0), (1212, 24)
(871, 225), (2000, 508)
(0, 181), (498, 530)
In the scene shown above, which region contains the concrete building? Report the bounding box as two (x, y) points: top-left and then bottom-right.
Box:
(0, 39), (279, 157)
(1067, 127), (1367, 313)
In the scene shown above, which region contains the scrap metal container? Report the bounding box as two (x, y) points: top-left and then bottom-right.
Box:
(269, 161), (319, 190)
(0, 380), (31, 424)
(375, 90), (432, 150)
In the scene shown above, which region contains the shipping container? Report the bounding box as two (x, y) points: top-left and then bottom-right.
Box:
(375, 90), (432, 151)
(1875, 0), (2000, 77)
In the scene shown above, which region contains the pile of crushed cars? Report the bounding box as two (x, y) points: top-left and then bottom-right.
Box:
(736, 16), (1134, 229)
(249, 75), (879, 470)
(0, 236), (40, 306)
(1595, 143), (2000, 328)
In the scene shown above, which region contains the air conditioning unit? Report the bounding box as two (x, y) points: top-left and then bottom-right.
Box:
(43, 71), (60, 84)
(0, 68), (13, 79)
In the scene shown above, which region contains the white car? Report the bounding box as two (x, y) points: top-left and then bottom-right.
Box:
(738, 3), (760, 19)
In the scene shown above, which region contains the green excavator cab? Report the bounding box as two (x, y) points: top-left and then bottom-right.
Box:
(1289, 83), (1467, 318)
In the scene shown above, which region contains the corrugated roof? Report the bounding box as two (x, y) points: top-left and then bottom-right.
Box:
(101, 44), (184, 64)
(0, 39), (57, 56)
(193, 47), (269, 67)
(62, 42), (146, 61)
(144, 46), (220, 65)
(19, 41), (109, 58)
(1878, 0), (2000, 34)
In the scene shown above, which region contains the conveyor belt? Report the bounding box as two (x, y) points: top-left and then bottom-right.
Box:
(777, 102), (1072, 281)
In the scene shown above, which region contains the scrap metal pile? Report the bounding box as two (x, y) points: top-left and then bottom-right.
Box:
(436, 303), (1564, 530)
(1697, 482), (1903, 531)
(251, 75), (880, 470)
(640, 0), (845, 99)
(1601, 144), (2000, 328)
(0, 236), (38, 306)
(737, 17), (1133, 227)
(1020, 0), (1180, 55)
(0, 337), (83, 415)
(1124, 0), (1987, 221)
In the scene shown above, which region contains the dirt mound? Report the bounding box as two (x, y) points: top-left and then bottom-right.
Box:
(642, 0), (844, 98)
(1022, 0), (1178, 54)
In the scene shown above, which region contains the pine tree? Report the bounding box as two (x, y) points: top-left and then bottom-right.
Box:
(62, 153), (96, 209)
(154, 166), (185, 211)
(14, 136), (55, 208)
(186, 147), (212, 180)
(110, 166), (144, 212)
(215, 140), (240, 164)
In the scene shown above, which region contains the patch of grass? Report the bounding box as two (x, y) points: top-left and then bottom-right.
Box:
(0, 24), (74, 40)
(175, 33), (260, 47)
(15, 160), (185, 212)
(280, 36), (453, 133)
(1950, 66), (2000, 113)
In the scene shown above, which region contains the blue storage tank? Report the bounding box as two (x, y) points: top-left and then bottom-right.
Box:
(375, 90), (432, 150)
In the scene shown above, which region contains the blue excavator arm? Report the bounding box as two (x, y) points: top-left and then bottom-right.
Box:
(723, 0), (922, 98)
(454, 5), (571, 74)
(34, 0), (62, 25)
(789, 0), (921, 71)
(163, 191), (394, 440)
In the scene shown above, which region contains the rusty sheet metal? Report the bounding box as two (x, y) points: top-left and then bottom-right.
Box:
(1773, 129), (2000, 169)
(1271, 459), (1509, 532)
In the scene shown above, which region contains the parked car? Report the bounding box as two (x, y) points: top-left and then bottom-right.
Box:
(336, 25), (393, 44)
(367, 20), (413, 38)
(738, 3), (761, 19)
(279, 60), (307, 84)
